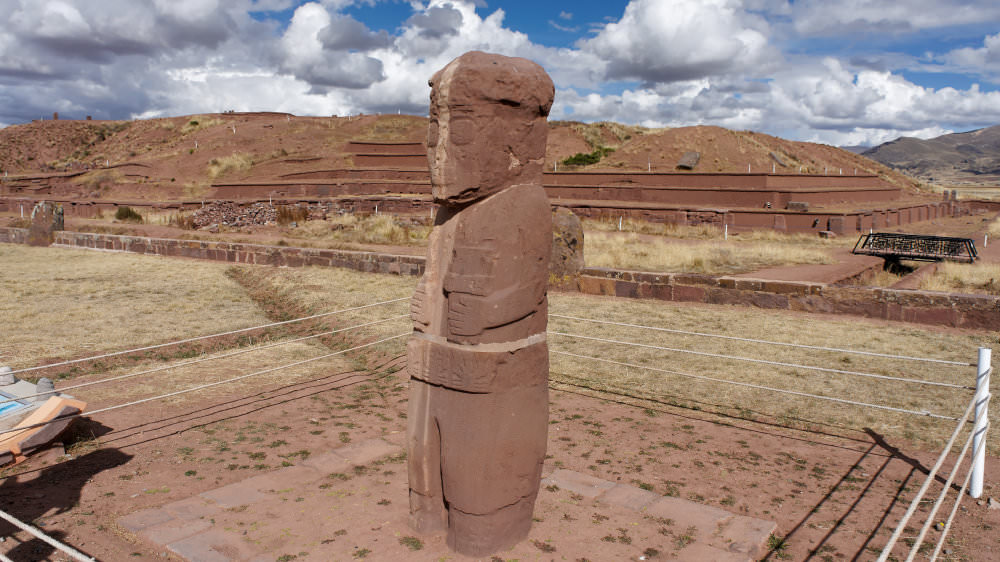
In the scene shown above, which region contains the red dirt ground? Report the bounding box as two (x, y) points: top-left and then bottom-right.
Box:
(0, 215), (997, 559)
(3, 338), (1000, 562)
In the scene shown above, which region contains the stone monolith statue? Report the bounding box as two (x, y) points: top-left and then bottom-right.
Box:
(407, 51), (555, 557)
(27, 201), (64, 247)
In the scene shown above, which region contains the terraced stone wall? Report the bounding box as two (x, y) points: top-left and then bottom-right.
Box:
(576, 268), (999, 331)
(2, 228), (995, 330)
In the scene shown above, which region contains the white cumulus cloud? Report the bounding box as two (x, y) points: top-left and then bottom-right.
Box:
(0, 0), (999, 148)
(578, 0), (774, 84)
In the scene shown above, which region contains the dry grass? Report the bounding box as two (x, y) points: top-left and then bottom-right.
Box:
(584, 218), (722, 239)
(4, 244), (994, 455)
(919, 261), (1000, 295)
(585, 232), (834, 274)
(72, 265), (413, 407)
(183, 180), (211, 198)
(0, 245), (269, 371)
(568, 121), (652, 150)
(180, 116), (223, 135)
(74, 340), (352, 408)
(230, 265), (414, 317)
(207, 152), (253, 179)
(547, 292), (998, 454)
(355, 116), (425, 141)
(894, 212), (998, 239)
(73, 169), (124, 192)
(862, 268), (904, 287)
(292, 215), (430, 247)
(989, 216), (1000, 237)
(583, 217), (849, 246)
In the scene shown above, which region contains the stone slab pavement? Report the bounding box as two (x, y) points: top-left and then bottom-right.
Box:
(733, 247), (884, 284)
(542, 469), (776, 562)
(119, 440), (774, 561)
(119, 438), (401, 562)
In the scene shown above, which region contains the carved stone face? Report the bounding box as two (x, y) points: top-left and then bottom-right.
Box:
(427, 51), (554, 205)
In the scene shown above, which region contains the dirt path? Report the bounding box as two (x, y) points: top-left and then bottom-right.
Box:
(734, 247), (883, 284)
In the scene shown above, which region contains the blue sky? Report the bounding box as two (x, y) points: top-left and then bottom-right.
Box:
(2, 0), (1000, 146)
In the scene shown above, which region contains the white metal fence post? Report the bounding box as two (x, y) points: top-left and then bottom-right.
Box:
(971, 347), (992, 498)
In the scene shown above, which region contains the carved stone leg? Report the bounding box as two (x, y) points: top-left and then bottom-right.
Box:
(439, 381), (549, 556)
(406, 378), (447, 534)
(447, 494), (537, 556)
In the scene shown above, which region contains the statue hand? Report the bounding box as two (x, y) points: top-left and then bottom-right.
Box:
(447, 293), (482, 337)
(411, 278), (430, 329)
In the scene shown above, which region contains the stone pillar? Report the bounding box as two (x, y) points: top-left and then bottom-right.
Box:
(27, 201), (64, 246)
(550, 207), (585, 287)
(407, 51), (554, 557)
(828, 216), (845, 235)
(772, 213), (786, 231)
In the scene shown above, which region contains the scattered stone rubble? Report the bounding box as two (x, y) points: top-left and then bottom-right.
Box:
(190, 200), (431, 230)
(192, 202), (279, 228)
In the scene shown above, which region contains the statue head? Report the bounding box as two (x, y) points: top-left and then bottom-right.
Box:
(427, 51), (555, 205)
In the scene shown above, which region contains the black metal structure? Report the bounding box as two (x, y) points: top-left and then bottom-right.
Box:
(852, 232), (978, 263)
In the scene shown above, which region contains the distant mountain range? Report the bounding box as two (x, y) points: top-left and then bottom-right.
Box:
(839, 145), (872, 155)
(861, 125), (1000, 186)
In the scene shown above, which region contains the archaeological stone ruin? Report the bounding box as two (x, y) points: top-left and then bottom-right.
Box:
(26, 200), (63, 246)
(406, 51), (555, 556)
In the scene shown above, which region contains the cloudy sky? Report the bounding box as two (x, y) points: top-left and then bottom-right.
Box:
(1, 0), (999, 146)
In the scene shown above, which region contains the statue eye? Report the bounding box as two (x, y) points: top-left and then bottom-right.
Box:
(450, 118), (475, 146)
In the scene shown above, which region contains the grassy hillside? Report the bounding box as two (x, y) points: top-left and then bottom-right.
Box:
(1, 113), (921, 195)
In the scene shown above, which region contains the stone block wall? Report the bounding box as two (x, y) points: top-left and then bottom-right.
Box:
(0, 228), (425, 276)
(2, 227), (995, 330)
(575, 268), (999, 331)
(0, 227), (27, 244)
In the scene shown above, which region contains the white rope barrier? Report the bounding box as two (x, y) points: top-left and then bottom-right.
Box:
(876, 398), (978, 562)
(549, 313), (974, 366)
(929, 422), (991, 561)
(0, 314), (409, 405)
(550, 350), (961, 421)
(0, 333), (409, 437)
(0, 508), (94, 561)
(7, 297), (409, 376)
(905, 409), (985, 562)
(549, 331), (973, 390)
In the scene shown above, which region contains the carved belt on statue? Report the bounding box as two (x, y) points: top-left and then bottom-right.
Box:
(407, 332), (548, 393)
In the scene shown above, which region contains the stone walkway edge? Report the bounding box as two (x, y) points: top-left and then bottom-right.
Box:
(119, 438), (401, 562)
(119, 439), (775, 562)
(541, 468), (776, 562)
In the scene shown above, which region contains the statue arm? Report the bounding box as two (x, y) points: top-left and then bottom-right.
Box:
(411, 276), (431, 331)
(444, 186), (551, 338)
(446, 279), (545, 337)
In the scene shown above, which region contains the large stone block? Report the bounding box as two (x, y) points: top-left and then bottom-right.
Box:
(550, 207), (585, 282)
(26, 201), (63, 246)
